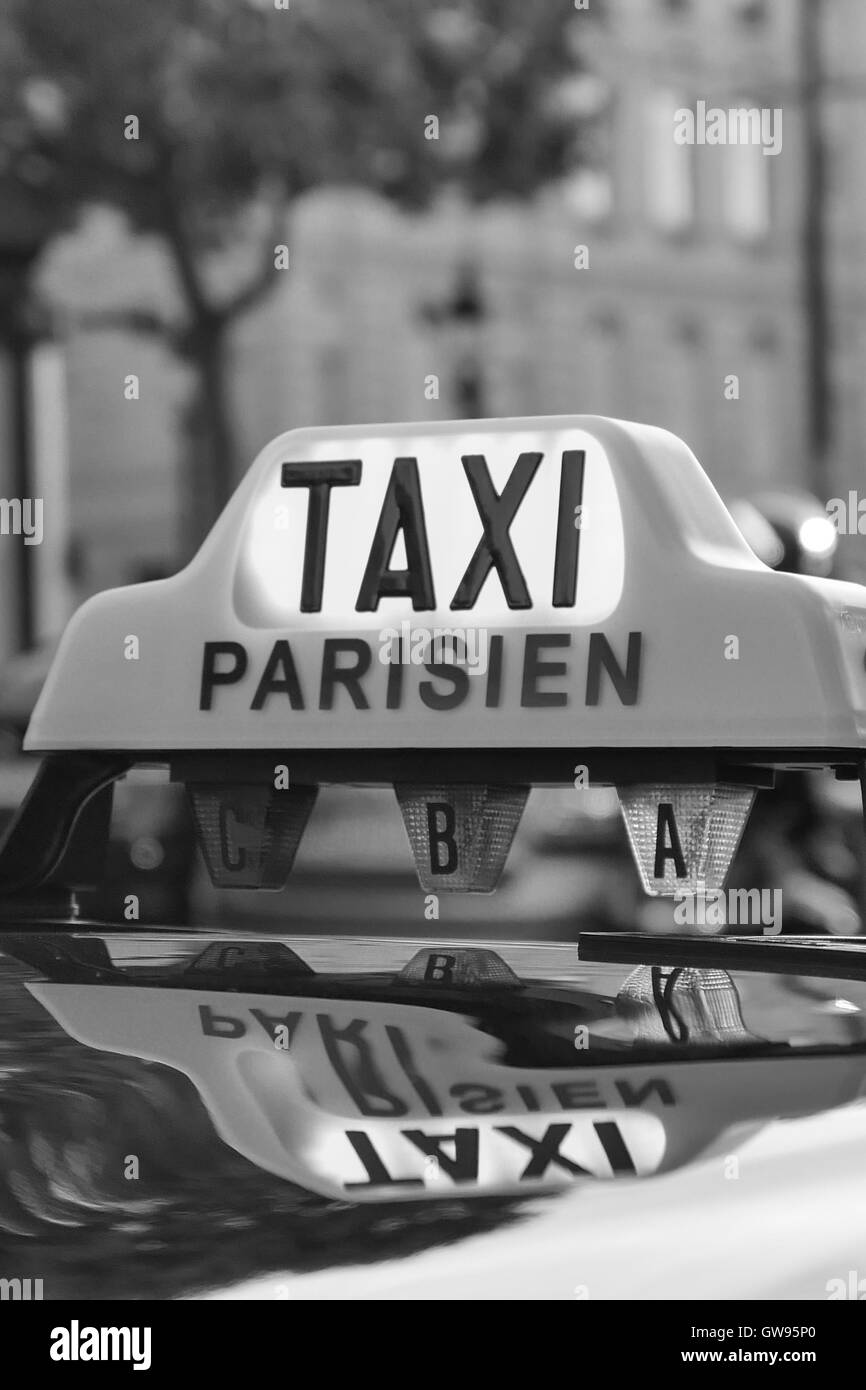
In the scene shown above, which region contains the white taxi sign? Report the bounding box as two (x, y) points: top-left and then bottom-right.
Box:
(24, 415), (866, 752)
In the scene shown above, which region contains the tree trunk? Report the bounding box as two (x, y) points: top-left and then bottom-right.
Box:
(181, 314), (238, 554)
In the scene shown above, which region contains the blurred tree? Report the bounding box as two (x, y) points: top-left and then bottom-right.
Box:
(1, 0), (590, 540)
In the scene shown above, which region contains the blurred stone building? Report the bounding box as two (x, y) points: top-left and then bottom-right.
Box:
(23, 0), (866, 619)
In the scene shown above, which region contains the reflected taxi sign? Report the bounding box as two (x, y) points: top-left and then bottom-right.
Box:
(27, 976), (866, 1201)
(24, 415), (866, 752)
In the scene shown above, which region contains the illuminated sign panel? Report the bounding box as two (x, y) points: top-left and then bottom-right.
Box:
(24, 416), (866, 751)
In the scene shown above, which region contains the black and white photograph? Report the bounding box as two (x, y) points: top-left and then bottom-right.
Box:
(0, 0), (864, 1351)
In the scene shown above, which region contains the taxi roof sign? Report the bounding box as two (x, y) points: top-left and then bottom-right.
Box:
(23, 414), (866, 756)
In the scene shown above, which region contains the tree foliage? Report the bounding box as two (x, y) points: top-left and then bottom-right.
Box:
(0, 0), (590, 521)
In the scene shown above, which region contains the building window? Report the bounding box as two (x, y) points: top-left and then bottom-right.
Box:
(645, 90), (694, 233)
(745, 327), (779, 482)
(728, 0), (767, 24)
(675, 318), (702, 349)
(722, 133), (771, 242)
(666, 319), (705, 453)
(750, 324), (778, 355)
(559, 75), (615, 223)
(318, 343), (349, 424)
(587, 311), (627, 417)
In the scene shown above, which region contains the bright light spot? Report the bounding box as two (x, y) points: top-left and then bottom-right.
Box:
(798, 515), (837, 559)
(833, 998), (860, 1013)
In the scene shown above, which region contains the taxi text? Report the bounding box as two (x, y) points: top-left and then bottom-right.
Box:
(199, 631), (642, 712)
